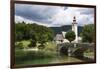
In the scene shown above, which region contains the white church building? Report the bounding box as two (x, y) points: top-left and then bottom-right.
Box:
(54, 16), (82, 44)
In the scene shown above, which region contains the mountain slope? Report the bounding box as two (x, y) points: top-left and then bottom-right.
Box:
(50, 25), (83, 36)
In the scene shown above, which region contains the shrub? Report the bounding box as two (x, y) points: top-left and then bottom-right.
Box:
(38, 44), (45, 49)
(15, 42), (24, 49)
(28, 39), (37, 48)
(44, 42), (56, 52)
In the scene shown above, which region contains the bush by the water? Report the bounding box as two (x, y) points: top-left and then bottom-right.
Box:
(38, 44), (45, 49)
(28, 39), (37, 48)
(15, 42), (24, 49)
(44, 42), (56, 52)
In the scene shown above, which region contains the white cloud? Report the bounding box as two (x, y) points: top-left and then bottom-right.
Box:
(49, 7), (94, 26)
(15, 4), (94, 27)
(15, 15), (53, 27)
(15, 15), (33, 23)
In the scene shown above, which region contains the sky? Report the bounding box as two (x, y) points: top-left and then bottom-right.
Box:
(15, 4), (94, 27)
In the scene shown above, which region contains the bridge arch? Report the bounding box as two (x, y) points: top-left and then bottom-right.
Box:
(57, 43), (94, 58)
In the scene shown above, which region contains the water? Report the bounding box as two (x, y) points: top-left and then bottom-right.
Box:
(15, 48), (94, 66)
(15, 55), (83, 66)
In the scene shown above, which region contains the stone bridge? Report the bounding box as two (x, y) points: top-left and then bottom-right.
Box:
(57, 43), (95, 58)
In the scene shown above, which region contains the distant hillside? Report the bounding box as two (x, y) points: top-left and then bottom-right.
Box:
(50, 25), (83, 36)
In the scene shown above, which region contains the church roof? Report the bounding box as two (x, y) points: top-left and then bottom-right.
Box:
(54, 34), (64, 41)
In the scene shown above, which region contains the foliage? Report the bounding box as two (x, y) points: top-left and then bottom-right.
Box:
(28, 32), (37, 48)
(15, 22), (54, 49)
(20, 40), (30, 47)
(16, 40), (30, 49)
(38, 44), (45, 49)
(44, 42), (56, 52)
(15, 42), (24, 49)
(15, 22), (54, 41)
(81, 24), (94, 43)
(28, 39), (37, 48)
(65, 30), (76, 43)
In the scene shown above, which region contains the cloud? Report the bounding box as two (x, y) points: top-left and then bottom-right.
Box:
(15, 4), (94, 27)
(78, 8), (94, 15)
(15, 15), (53, 27)
(15, 15), (34, 23)
(15, 4), (65, 23)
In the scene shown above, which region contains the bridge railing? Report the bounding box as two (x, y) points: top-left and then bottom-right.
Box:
(57, 43), (95, 48)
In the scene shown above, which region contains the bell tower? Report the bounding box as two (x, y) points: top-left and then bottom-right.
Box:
(72, 16), (78, 43)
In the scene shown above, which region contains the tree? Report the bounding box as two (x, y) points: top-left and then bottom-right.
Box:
(65, 30), (76, 43)
(15, 22), (27, 41)
(81, 24), (94, 43)
(15, 22), (54, 49)
(28, 39), (37, 48)
(38, 33), (49, 49)
(15, 42), (24, 49)
(28, 31), (37, 48)
(15, 22), (54, 42)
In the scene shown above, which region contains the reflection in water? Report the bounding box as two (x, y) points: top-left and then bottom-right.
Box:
(50, 55), (82, 64)
(15, 49), (94, 66)
(16, 54), (94, 66)
(50, 52), (94, 64)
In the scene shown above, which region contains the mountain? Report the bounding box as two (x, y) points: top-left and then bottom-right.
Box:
(50, 25), (83, 36)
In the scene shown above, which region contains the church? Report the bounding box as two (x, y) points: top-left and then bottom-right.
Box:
(54, 16), (82, 44)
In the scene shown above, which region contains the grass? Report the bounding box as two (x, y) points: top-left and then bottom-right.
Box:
(84, 52), (94, 59)
(44, 41), (57, 52)
(16, 40), (31, 48)
(21, 40), (30, 46)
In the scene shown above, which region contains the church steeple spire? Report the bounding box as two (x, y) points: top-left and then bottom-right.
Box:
(73, 16), (77, 24)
